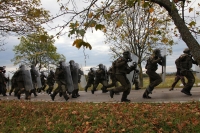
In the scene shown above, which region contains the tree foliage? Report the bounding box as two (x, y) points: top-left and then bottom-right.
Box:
(44, 0), (200, 64)
(103, 3), (174, 86)
(11, 30), (65, 70)
(0, 0), (50, 49)
(0, 0), (50, 35)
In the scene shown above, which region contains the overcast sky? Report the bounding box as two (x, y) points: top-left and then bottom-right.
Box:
(0, 0), (199, 77)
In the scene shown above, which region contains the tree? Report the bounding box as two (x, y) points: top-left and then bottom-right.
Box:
(11, 30), (65, 70)
(0, 0), (50, 49)
(103, 3), (174, 87)
(45, 0), (200, 64)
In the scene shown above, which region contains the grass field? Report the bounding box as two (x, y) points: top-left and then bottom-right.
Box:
(0, 101), (200, 133)
(1, 75), (200, 132)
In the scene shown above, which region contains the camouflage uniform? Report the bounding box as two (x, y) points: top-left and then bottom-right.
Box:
(179, 48), (198, 96)
(84, 68), (95, 92)
(143, 49), (163, 99)
(50, 62), (69, 101)
(91, 64), (108, 94)
(109, 51), (137, 102)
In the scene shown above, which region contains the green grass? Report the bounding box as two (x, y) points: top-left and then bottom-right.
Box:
(0, 101), (200, 133)
(78, 75), (200, 91)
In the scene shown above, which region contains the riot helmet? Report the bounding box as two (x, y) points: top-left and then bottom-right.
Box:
(58, 61), (64, 68)
(31, 65), (35, 69)
(98, 64), (104, 69)
(183, 48), (190, 54)
(153, 48), (161, 57)
(20, 65), (25, 70)
(69, 60), (75, 66)
(123, 51), (132, 61)
(0, 67), (4, 71)
(90, 68), (94, 72)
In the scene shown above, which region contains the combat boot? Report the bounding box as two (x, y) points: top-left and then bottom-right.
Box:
(181, 89), (192, 96)
(135, 87), (141, 90)
(72, 90), (77, 98)
(59, 92), (63, 97)
(121, 99), (131, 102)
(109, 90), (115, 98)
(50, 94), (55, 101)
(64, 95), (69, 101)
(143, 90), (151, 99)
(121, 93), (131, 102)
(84, 87), (88, 92)
(17, 93), (21, 99)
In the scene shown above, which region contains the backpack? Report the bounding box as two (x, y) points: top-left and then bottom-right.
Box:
(175, 57), (181, 68)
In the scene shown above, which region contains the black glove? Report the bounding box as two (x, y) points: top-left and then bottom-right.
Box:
(128, 58), (132, 62)
(135, 69), (139, 73)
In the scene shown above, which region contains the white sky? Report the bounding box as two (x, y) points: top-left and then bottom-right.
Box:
(0, 0), (199, 77)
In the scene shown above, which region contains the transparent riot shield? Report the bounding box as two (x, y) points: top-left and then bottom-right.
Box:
(126, 53), (138, 88)
(22, 66), (34, 91)
(36, 69), (42, 88)
(79, 68), (87, 88)
(103, 65), (109, 82)
(161, 48), (166, 82)
(195, 65), (200, 79)
(63, 62), (74, 92)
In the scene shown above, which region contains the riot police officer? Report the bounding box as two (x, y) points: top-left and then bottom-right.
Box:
(50, 61), (69, 101)
(143, 49), (163, 99)
(30, 65), (38, 97)
(109, 51), (137, 102)
(178, 48), (198, 95)
(37, 71), (47, 93)
(85, 68), (95, 92)
(16, 65), (32, 100)
(46, 70), (55, 94)
(91, 64), (108, 94)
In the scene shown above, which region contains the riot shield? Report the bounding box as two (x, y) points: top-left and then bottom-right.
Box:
(126, 53), (138, 88)
(79, 69), (87, 88)
(36, 69), (42, 88)
(161, 48), (167, 82)
(103, 65), (109, 82)
(21, 66), (34, 91)
(70, 63), (79, 90)
(195, 65), (200, 79)
(63, 62), (74, 92)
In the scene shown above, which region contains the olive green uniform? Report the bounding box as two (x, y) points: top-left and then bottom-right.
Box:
(110, 57), (136, 102)
(84, 70), (95, 92)
(91, 67), (108, 94)
(51, 67), (69, 101)
(46, 71), (55, 94)
(143, 53), (163, 98)
(179, 53), (197, 95)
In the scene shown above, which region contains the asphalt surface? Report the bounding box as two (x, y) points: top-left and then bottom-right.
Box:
(1, 87), (200, 103)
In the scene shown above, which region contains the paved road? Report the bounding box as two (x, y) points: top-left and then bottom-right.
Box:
(1, 87), (200, 103)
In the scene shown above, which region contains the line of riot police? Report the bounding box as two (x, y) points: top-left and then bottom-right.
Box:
(4, 47), (199, 102)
